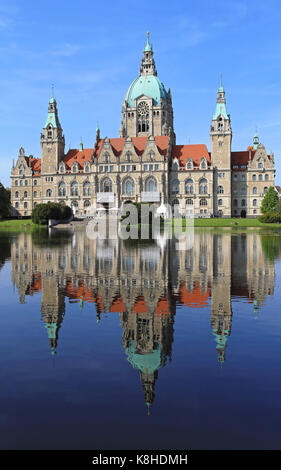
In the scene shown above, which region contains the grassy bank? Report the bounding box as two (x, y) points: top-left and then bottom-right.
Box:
(170, 218), (281, 228)
(0, 219), (41, 231)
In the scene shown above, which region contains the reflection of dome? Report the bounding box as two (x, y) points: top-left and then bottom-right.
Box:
(125, 75), (168, 107)
(125, 340), (163, 374)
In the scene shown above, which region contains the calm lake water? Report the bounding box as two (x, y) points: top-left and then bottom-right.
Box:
(0, 227), (281, 450)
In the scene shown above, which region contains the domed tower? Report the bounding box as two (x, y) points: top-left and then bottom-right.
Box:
(119, 33), (175, 140)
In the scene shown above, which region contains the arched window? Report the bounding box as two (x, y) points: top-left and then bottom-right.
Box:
(218, 199), (223, 206)
(253, 187), (257, 195)
(253, 199), (257, 206)
(122, 178), (135, 196)
(171, 179), (179, 194)
(264, 186), (268, 194)
(218, 117), (224, 131)
(101, 177), (112, 193)
(71, 181), (79, 196)
(25, 180), (28, 186)
(148, 151), (154, 161)
(19, 164), (24, 175)
(33, 191), (37, 198)
(15, 202), (19, 208)
(199, 178), (208, 194)
(241, 199), (246, 207)
(137, 101), (149, 132)
(15, 191), (19, 198)
(258, 162), (263, 169)
(84, 162), (90, 173)
(83, 181), (91, 196)
(259, 174), (263, 181)
(145, 177), (157, 192)
(84, 200), (91, 208)
(47, 125), (52, 138)
(24, 202), (27, 208)
(59, 162), (65, 174)
(265, 174), (269, 181)
(217, 185), (224, 194)
(23, 191), (28, 198)
(46, 189), (52, 197)
(200, 198), (207, 206)
(126, 151), (131, 162)
(233, 199), (238, 207)
(15, 180), (18, 186)
(185, 178), (194, 194)
(58, 181), (66, 197)
(252, 174), (256, 181)
(186, 159), (193, 170)
(172, 160), (179, 170)
(241, 186), (246, 195)
(186, 198), (193, 205)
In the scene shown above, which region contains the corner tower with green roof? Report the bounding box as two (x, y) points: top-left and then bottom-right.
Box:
(40, 93), (65, 176)
(119, 33), (175, 140)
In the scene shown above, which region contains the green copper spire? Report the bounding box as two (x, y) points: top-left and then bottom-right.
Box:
(253, 130), (259, 149)
(144, 31), (152, 51)
(212, 77), (229, 120)
(44, 91), (62, 129)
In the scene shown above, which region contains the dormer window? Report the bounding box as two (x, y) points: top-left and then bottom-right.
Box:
(59, 162), (65, 174)
(84, 162), (90, 173)
(200, 157), (207, 170)
(172, 159), (179, 170)
(186, 159), (193, 170)
(72, 162), (78, 173)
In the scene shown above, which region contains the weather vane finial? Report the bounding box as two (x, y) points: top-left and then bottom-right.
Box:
(51, 83), (54, 98)
(220, 72), (223, 88)
(147, 31), (149, 41)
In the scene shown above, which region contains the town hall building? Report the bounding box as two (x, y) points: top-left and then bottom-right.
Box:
(10, 33), (276, 218)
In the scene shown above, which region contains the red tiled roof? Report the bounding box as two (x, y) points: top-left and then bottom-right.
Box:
(25, 156), (41, 175)
(231, 151), (252, 169)
(171, 144), (210, 167)
(63, 136), (169, 169)
(63, 148), (94, 170)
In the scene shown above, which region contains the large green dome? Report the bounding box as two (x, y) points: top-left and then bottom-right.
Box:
(125, 74), (168, 108)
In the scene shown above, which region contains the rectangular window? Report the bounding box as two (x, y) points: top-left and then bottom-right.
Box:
(99, 166), (103, 172)
(149, 164), (153, 171)
(121, 165), (126, 172)
(155, 164), (159, 170)
(127, 165), (131, 171)
(132, 165), (136, 171)
(110, 165), (114, 172)
(104, 166), (108, 173)
(144, 164), (148, 171)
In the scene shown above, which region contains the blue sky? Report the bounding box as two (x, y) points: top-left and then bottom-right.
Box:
(1, 0), (281, 186)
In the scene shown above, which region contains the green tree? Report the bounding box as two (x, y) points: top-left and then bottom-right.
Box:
(32, 203), (72, 225)
(0, 183), (11, 219)
(261, 186), (279, 213)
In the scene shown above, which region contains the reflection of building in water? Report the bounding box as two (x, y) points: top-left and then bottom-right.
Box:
(212, 233), (232, 362)
(11, 230), (277, 398)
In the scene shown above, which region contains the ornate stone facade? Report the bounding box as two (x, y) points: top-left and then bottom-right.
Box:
(10, 34), (275, 218)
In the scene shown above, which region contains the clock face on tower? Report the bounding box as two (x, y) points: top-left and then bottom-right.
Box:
(138, 101), (149, 116)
